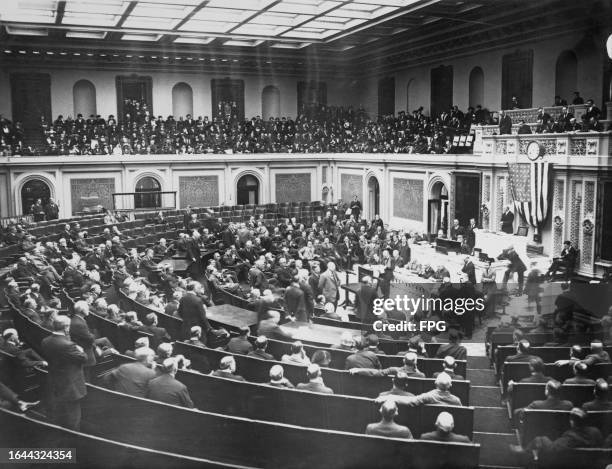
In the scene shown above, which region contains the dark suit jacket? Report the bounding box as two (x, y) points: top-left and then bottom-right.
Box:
(285, 285), (307, 321)
(345, 350), (381, 369)
(248, 267), (268, 291)
(434, 343), (467, 360)
(177, 292), (212, 339)
(500, 211), (514, 234)
(357, 284), (378, 324)
(499, 115), (513, 134)
(525, 397), (573, 411)
(41, 333), (88, 402)
(502, 250), (526, 272)
(248, 349), (275, 360)
(462, 261), (476, 285)
(296, 381), (334, 394)
(147, 373), (194, 408)
(137, 324), (171, 350)
(70, 314), (96, 366)
(106, 361), (157, 397)
(227, 336), (253, 355)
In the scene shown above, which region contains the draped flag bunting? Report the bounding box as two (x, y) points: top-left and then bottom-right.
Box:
(507, 162), (551, 229)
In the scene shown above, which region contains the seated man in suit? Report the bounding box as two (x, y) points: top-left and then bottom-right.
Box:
(211, 356), (245, 381)
(268, 364), (294, 388)
(344, 336), (381, 370)
(146, 357), (194, 409)
(582, 379), (612, 411)
(378, 372), (414, 398)
(434, 356), (464, 381)
(508, 357), (552, 393)
(506, 340), (538, 363)
(365, 400), (413, 439)
(514, 379), (573, 421)
(247, 336), (275, 361)
(564, 362), (596, 385)
(296, 364), (334, 394)
(226, 326), (253, 355)
(421, 411), (471, 442)
(546, 240), (577, 280)
(105, 347), (157, 397)
(435, 329), (467, 360)
(0, 328), (47, 369)
(581, 340), (611, 366)
(375, 373), (462, 407)
(137, 313), (171, 351)
(449, 219), (465, 241)
(281, 341), (311, 366)
(185, 326), (206, 348)
(510, 407), (603, 463)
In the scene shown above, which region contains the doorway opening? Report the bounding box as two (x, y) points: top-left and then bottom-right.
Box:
(429, 181), (449, 237)
(367, 176), (380, 221)
(21, 178), (51, 215)
(135, 177), (161, 209)
(237, 175), (259, 205)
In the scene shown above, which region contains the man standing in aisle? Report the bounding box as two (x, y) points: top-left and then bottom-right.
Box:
(41, 315), (88, 430)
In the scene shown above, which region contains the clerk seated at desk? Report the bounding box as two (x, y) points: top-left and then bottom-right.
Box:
(450, 219), (465, 240)
(545, 240), (577, 280)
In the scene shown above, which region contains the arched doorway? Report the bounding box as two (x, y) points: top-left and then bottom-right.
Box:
(172, 82), (193, 117)
(428, 181), (449, 237)
(367, 176), (380, 221)
(73, 79), (97, 117)
(555, 50), (577, 103)
(237, 175), (259, 205)
(468, 67), (484, 108)
(262, 85), (281, 120)
(135, 176), (161, 209)
(21, 179), (51, 215)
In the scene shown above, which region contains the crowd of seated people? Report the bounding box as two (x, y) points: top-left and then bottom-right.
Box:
(2, 199), (612, 463)
(492, 330), (612, 457)
(0, 205), (479, 443)
(2, 100), (477, 156)
(497, 98), (607, 135)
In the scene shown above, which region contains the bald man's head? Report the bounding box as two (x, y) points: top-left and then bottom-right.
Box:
(435, 412), (455, 433)
(379, 400), (398, 421)
(435, 372), (452, 391)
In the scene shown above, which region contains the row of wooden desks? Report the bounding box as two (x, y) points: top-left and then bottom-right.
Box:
(207, 303), (361, 347)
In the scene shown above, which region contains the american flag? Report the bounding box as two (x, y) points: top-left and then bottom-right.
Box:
(507, 162), (551, 228)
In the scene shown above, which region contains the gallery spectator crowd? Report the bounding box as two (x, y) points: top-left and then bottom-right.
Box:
(1, 93), (608, 157)
(3, 100), (476, 156)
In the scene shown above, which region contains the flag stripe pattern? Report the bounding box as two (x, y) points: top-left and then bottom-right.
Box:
(507, 162), (551, 228)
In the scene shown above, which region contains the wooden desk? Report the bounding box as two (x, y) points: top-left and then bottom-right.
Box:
(280, 321), (354, 347)
(156, 258), (190, 274)
(207, 304), (258, 329)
